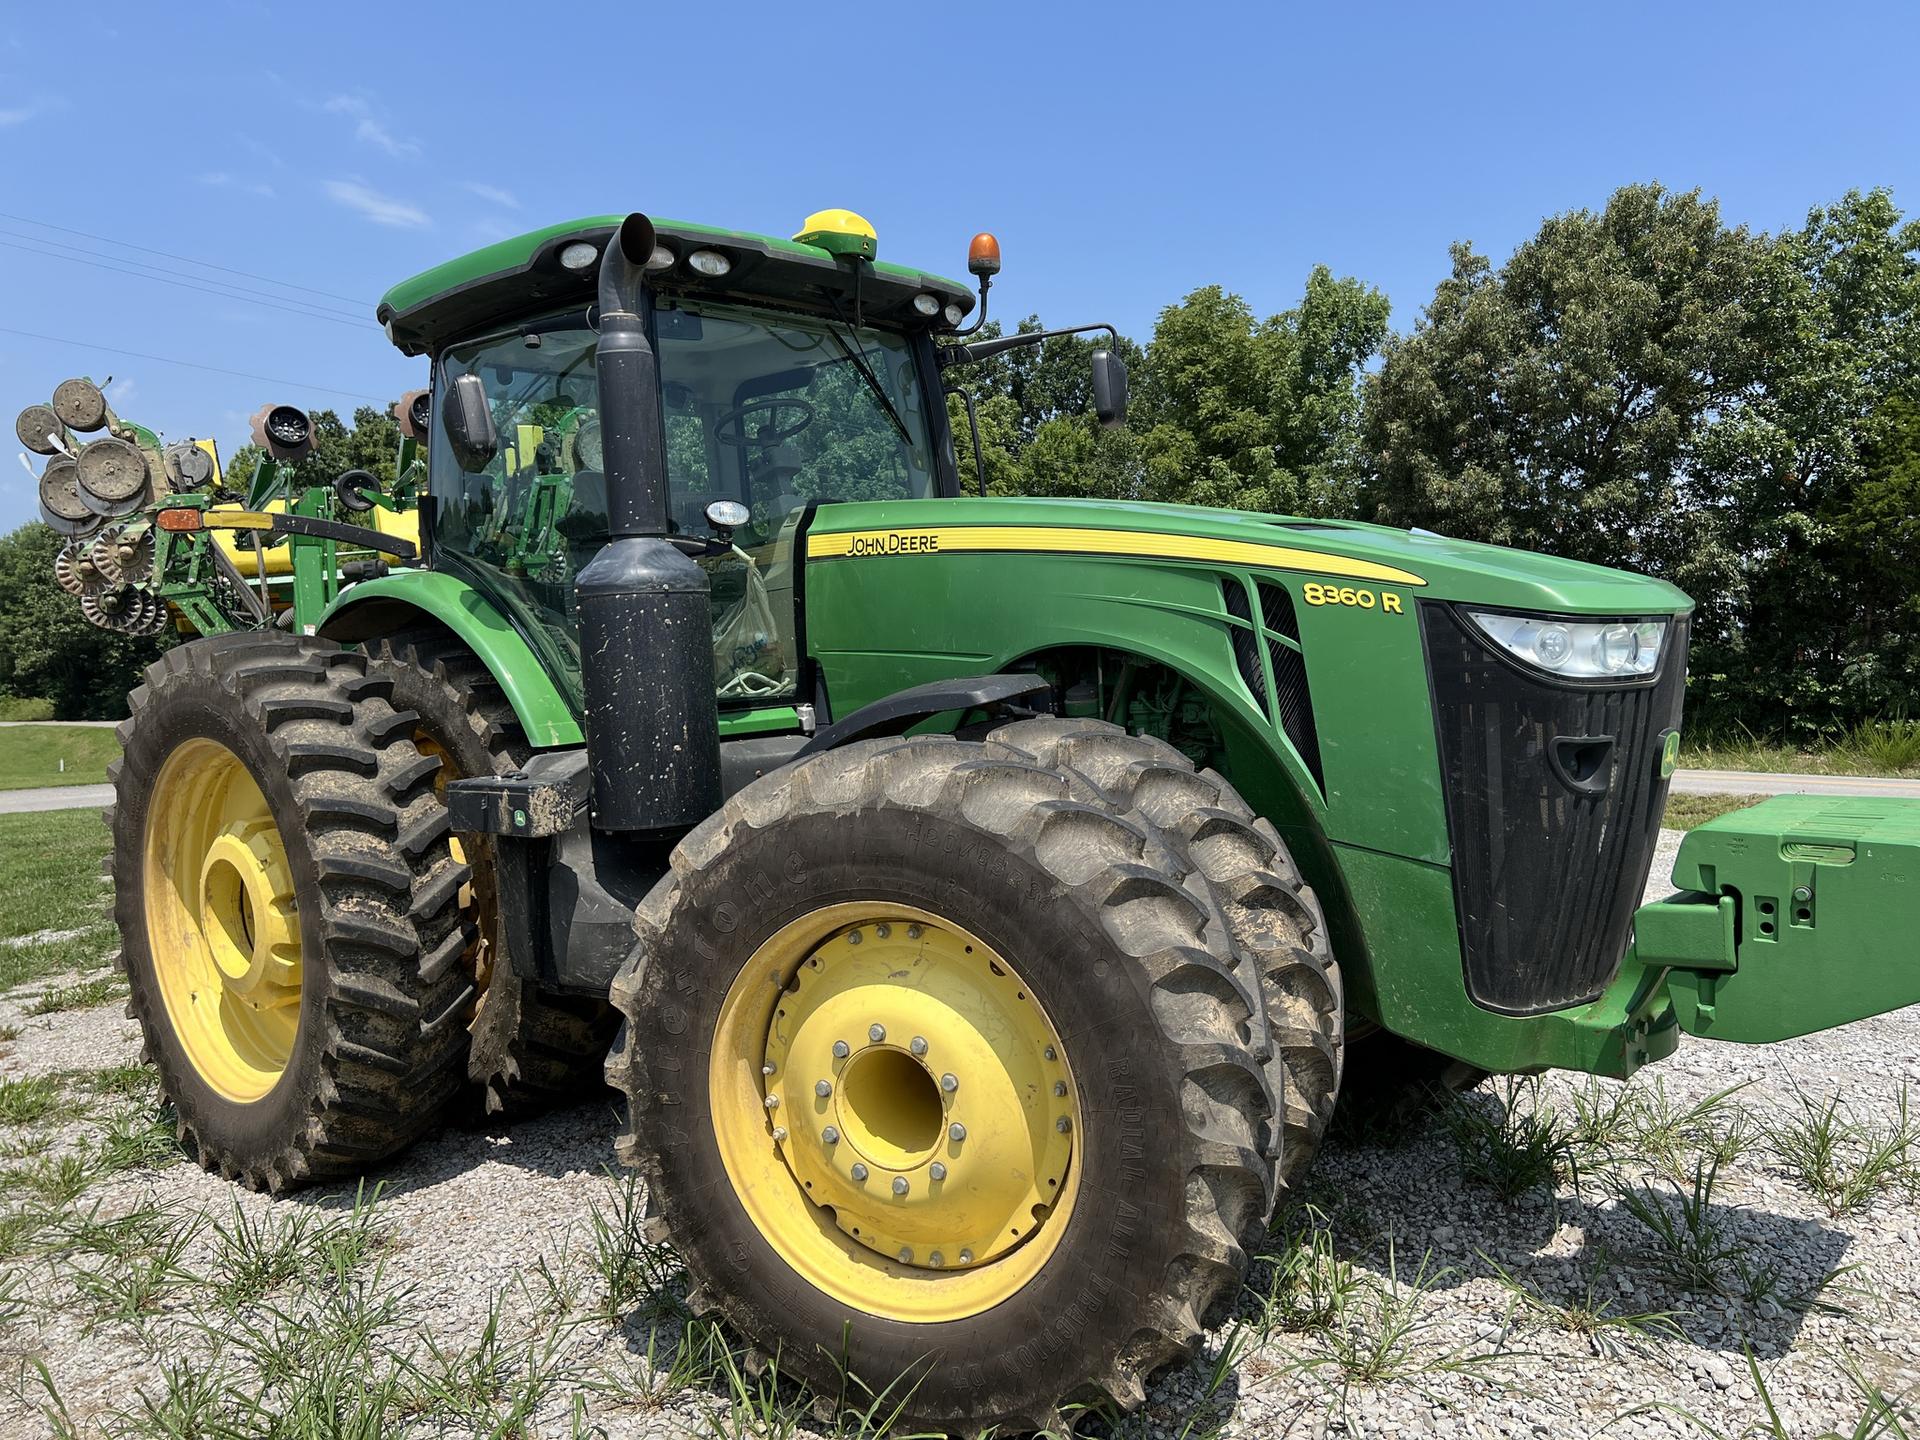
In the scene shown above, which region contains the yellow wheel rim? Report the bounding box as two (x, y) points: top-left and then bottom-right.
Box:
(710, 903), (1080, 1323)
(411, 731), (491, 1014)
(143, 738), (301, 1102)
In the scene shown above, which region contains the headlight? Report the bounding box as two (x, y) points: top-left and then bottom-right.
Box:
(646, 245), (676, 272)
(1469, 612), (1667, 678)
(943, 302), (965, 326)
(912, 293), (941, 317)
(687, 249), (731, 278)
(558, 241), (600, 271)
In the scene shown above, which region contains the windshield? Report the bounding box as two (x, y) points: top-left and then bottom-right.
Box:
(654, 295), (939, 524)
(429, 299), (937, 712)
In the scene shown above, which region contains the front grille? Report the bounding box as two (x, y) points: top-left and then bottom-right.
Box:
(1421, 604), (1689, 1015)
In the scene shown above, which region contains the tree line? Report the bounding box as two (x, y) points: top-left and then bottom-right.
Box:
(952, 184), (1920, 738)
(4, 182), (1912, 733)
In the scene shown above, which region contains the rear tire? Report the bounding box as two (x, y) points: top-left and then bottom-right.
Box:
(365, 630), (615, 1115)
(608, 734), (1280, 1434)
(109, 633), (472, 1190)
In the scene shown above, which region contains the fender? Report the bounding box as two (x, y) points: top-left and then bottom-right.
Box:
(316, 571), (583, 747)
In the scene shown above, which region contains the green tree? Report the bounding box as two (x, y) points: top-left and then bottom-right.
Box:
(1691, 189), (1920, 730)
(1362, 182), (1920, 735)
(1364, 184), (1766, 593)
(0, 523), (172, 718)
(1135, 269), (1389, 515)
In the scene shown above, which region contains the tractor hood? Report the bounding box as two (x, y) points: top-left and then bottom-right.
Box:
(808, 497), (1693, 617)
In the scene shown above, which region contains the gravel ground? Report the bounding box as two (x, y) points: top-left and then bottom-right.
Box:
(0, 830), (1915, 1438)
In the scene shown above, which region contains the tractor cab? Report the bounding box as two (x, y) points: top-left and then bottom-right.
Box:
(379, 211), (975, 719)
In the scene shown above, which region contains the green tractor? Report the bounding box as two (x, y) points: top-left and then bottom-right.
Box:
(22, 207), (1920, 1434)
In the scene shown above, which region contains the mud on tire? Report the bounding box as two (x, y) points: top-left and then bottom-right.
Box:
(982, 716), (1344, 1185)
(109, 632), (473, 1190)
(607, 733), (1286, 1434)
(366, 630), (615, 1114)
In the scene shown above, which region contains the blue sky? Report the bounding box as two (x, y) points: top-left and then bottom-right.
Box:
(3, 1), (1914, 531)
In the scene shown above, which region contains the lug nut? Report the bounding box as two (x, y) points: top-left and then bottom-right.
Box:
(764, 1095), (779, 1110)
(1057, 1116), (1072, 1133)
(949, 1122), (967, 1142)
(959, 1248), (974, 1264)
(1044, 1046), (1057, 1061)
(1053, 1080), (1068, 1097)
(851, 1162), (869, 1181)
(892, 1176), (909, 1196)
(762, 1062), (777, 1076)
(929, 1251), (945, 1268)
(898, 1247), (913, 1263)
(832, 1040), (850, 1060)
(869, 1023), (886, 1043)
(816, 1080), (833, 1098)
(848, 930), (863, 945)
(910, 1036), (928, 1056)
(940, 1073), (958, 1093)
(822, 1126), (840, 1144)
(930, 1162), (947, 1181)
(907, 924), (922, 939)
(875, 922), (891, 938)
(772, 1126), (787, 1142)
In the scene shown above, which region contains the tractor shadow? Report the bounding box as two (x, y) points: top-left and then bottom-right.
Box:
(1244, 1089), (1857, 1366)
(278, 1091), (625, 1208)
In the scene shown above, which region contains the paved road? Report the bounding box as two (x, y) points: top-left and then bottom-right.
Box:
(1670, 767), (1920, 799)
(1, 769), (1914, 815)
(0, 784), (113, 814)
(0, 720), (120, 728)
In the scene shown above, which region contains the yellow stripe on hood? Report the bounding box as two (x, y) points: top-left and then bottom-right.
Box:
(808, 525), (1427, 587)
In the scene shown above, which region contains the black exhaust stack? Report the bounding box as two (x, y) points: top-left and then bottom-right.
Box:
(575, 214), (721, 834)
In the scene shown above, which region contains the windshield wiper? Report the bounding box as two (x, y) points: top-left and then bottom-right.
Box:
(823, 297), (912, 447)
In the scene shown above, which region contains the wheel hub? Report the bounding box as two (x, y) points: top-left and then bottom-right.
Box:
(759, 918), (1074, 1270)
(196, 820), (300, 1001)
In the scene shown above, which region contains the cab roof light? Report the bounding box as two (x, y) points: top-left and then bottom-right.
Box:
(794, 208), (878, 261)
(968, 232), (1001, 277)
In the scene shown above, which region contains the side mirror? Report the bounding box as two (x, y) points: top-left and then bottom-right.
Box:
(443, 372), (498, 472)
(1091, 350), (1129, 429)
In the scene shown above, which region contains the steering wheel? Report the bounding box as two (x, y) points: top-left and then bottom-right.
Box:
(713, 398), (814, 448)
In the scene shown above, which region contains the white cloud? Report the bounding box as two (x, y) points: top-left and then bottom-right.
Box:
(0, 105), (36, 127)
(324, 94), (421, 160)
(462, 182), (521, 210)
(107, 378), (135, 405)
(197, 171), (276, 199)
(325, 178), (430, 230)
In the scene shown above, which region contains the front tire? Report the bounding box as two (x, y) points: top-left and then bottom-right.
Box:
(608, 735), (1277, 1433)
(364, 629), (615, 1114)
(109, 633), (473, 1190)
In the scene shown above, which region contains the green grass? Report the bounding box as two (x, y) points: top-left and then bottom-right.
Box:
(0, 809), (115, 992)
(1760, 1087), (1918, 1218)
(1439, 1077), (1579, 1200)
(1681, 719), (1920, 780)
(0, 724), (121, 791)
(1662, 793), (1766, 831)
(26, 973), (124, 1016)
(0, 1075), (73, 1126)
